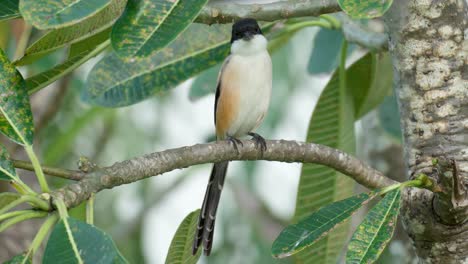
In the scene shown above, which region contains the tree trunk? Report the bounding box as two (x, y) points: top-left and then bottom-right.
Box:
(384, 0), (468, 263)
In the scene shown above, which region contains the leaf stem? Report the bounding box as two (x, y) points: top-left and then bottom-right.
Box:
(319, 14), (341, 29)
(28, 213), (59, 256)
(0, 209), (33, 222)
(86, 193), (95, 225)
(284, 19), (333, 33)
(0, 211), (47, 233)
(10, 179), (36, 195)
(0, 194), (50, 215)
(55, 198), (84, 264)
(24, 145), (50, 193)
(379, 183), (402, 195)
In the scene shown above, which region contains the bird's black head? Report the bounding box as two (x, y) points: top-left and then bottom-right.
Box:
(231, 18), (262, 43)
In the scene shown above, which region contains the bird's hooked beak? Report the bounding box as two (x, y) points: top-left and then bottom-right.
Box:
(243, 31), (254, 41)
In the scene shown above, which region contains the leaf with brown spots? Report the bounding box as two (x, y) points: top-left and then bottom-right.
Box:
(338, 0), (393, 19)
(84, 23), (231, 107)
(0, 49), (34, 145)
(19, 0), (113, 29)
(346, 189), (401, 264)
(111, 0), (209, 59)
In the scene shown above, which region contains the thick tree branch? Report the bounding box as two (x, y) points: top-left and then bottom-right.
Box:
(49, 139), (397, 209)
(195, 0), (341, 24)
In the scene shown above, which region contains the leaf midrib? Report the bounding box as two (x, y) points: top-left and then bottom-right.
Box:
(359, 191), (399, 263)
(99, 40), (228, 95)
(284, 196), (369, 253)
(132, 0), (181, 55)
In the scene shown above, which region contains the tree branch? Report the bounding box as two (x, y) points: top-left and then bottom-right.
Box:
(195, 0), (341, 24)
(49, 139), (397, 208)
(12, 160), (84, 181)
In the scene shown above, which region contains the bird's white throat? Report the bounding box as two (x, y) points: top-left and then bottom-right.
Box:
(231, 34), (268, 56)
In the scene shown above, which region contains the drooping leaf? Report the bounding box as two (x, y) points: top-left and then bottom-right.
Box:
(165, 209), (201, 264)
(84, 23), (231, 107)
(0, 0), (20, 22)
(19, 0), (113, 29)
(112, 0), (209, 59)
(15, 0), (125, 66)
(273, 192), (377, 258)
(4, 253), (31, 264)
(25, 39), (110, 94)
(0, 144), (18, 181)
(348, 53), (393, 119)
(337, 0), (394, 19)
(308, 28), (345, 74)
(0, 49), (34, 145)
(0, 192), (21, 210)
(43, 217), (128, 263)
(293, 43), (356, 263)
(346, 189), (401, 264)
(378, 92), (402, 141)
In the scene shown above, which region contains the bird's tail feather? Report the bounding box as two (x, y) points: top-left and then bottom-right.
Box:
(192, 161), (229, 256)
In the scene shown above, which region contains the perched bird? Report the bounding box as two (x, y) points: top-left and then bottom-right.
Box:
(192, 18), (272, 256)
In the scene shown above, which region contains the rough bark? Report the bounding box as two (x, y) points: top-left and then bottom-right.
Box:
(384, 0), (468, 262)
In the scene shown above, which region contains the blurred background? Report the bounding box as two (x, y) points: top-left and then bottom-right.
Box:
(0, 0), (412, 263)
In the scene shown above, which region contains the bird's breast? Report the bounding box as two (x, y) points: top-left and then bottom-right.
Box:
(220, 51), (272, 137)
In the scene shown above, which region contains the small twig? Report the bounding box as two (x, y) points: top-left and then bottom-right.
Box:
(12, 159), (84, 181)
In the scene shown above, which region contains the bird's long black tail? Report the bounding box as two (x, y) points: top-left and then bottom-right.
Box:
(192, 161), (229, 256)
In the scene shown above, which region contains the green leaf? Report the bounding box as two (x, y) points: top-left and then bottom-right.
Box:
(84, 23), (231, 107)
(15, 0), (125, 66)
(293, 43), (356, 263)
(19, 0), (113, 29)
(378, 92), (402, 141)
(4, 253), (31, 264)
(25, 39), (110, 94)
(348, 53), (393, 119)
(0, 144), (18, 181)
(165, 209), (201, 264)
(346, 189), (401, 264)
(0, 192), (21, 210)
(337, 0), (394, 19)
(68, 28), (111, 58)
(43, 217), (128, 264)
(308, 29), (345, 74)
(0, 0), (20, 22)
(112, 0), (209, 58)
(0, 49), (34, 145)
(273, 192), (377, 258)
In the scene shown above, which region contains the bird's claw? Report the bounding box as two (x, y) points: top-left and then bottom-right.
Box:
(226, 136), (243, 153)
(248, 132), (267, 154)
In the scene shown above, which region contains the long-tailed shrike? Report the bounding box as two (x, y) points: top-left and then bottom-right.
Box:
(192, 18), (272, 256)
